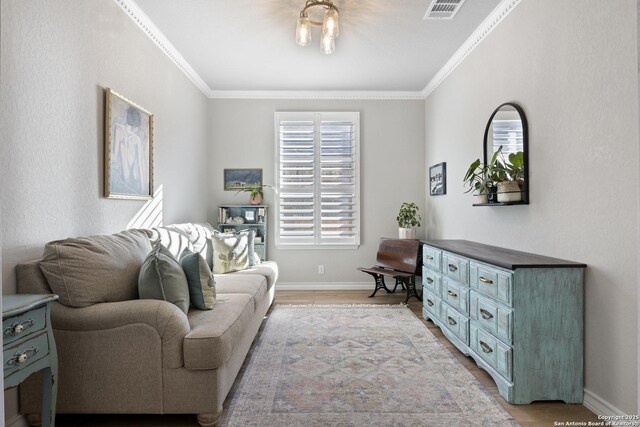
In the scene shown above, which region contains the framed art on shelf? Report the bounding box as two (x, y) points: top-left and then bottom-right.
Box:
(242, 208), (256, 224)
(224, 169), (262, 191)
(105, 88), (154, 200)
(429, 162), (446, 196)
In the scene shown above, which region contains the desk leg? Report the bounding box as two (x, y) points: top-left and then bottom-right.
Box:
(365, 273), (392, 298)
(40, 364), (57, 427)
(403, 277), (423, 304)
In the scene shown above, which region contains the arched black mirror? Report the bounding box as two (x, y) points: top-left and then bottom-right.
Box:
(483, 102), (529, 205)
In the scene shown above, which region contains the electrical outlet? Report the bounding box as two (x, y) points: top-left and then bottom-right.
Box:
(318, 265), (325, 275)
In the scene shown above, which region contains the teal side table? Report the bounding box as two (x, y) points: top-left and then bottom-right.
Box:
(3, 294), (58, 427)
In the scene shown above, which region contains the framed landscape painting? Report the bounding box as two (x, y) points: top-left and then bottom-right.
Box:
(429, 162), (446, 196)
(224, 169), (262, 191)
(105, 88), (154, 200)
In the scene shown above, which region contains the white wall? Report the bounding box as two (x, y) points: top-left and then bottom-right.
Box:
(209, 99), (425, 285)
(0, 0), (209, 422)
(424, 0), (638, 414)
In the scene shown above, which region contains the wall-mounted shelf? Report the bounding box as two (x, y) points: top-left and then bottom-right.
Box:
(472, 201), (529, 207)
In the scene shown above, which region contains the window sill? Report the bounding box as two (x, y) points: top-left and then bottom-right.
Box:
(275, 244), (360, 250)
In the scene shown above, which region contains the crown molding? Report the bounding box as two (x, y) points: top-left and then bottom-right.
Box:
(421, 0), (523, 99)
(113, 0), (212, 97)
(115, 0), (521, 101)
(208, 90), (426, 100)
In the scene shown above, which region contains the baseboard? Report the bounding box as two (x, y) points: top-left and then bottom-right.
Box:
(583, 388), (629, 416)
(7, 414), (29, 427)
(276, 282), (372, 290)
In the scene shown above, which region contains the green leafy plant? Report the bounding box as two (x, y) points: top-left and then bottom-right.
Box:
(396, 202), (422, 228)
(490, 146), (525, 185)
(235, 184), (273, 200)
(463, 159), (493, 195)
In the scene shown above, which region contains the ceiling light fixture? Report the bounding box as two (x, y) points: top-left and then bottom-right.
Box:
(295, 0), (339, 55)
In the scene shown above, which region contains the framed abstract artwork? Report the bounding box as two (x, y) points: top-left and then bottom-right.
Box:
(224, 169), (262, 191)
(429, 162), (446, 196)
(105, 88), (154, 200)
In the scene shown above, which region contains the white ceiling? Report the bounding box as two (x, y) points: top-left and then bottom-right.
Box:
(133, 0), (503, 93)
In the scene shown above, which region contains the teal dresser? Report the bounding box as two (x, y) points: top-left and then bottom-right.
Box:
(421, 240), (585, 404)
(3, 294), (58, 426)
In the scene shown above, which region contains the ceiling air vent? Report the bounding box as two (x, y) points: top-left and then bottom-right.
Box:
(424, 0), (467, 20)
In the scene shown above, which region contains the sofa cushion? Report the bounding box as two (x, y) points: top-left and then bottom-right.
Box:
(147, 227), (194, 260)
(184, 293), (254, 370)
(231, 261), (279, 291)
(39, 229), (151, 307)
(214, 274), (267, 311)
(211, 230), (249, 274)
(139, 244), (190, 314)
(179, 248), (216, 310)
(163, 223), (215, 269)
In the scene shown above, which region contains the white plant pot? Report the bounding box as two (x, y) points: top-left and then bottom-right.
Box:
(475, 194), (488, 204)
(398, 228), (416, 239)
(497, 181), (522, 203)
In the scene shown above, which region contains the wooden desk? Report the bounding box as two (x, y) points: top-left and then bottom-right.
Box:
(3, 294), (58, 427)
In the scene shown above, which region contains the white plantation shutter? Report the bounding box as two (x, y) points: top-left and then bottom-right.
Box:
(275, 112), (360, 248)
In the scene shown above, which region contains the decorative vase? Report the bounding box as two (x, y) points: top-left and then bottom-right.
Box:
(497, 181), (522, 203)
(398, 228), (416, 239)
(250, 194), (262, 205)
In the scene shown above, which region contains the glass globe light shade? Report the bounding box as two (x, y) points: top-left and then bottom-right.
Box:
(320, 32), (335, 55)
(322, 8), (339, 39)
(296, 16), (311, 46)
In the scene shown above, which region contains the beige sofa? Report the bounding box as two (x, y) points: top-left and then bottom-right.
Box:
(16, 223), (277, 426)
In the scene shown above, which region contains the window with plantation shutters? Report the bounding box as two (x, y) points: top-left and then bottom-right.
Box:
(275, 112), (360, 249)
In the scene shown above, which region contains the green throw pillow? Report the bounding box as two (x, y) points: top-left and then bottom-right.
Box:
(138, 243), (190, 314)
(179, 248), (216, 310)
(211, 230), (249, 274)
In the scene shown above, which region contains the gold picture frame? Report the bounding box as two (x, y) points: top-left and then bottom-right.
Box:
(105, 88), (154, 200)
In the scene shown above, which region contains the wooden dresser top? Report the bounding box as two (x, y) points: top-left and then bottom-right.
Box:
(421, 239), (587, 270)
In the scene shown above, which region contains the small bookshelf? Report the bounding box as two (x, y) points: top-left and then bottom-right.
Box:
(217, 205), (268, 261)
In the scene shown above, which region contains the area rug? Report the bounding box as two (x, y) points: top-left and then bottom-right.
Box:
(221, 305), (518, 427)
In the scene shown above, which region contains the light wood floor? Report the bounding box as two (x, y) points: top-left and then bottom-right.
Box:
(54, 290), (599, 427)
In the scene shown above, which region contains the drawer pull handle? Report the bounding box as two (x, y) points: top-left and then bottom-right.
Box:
(426, 278), (434, 284)
(3, 319), (35, 337)
(5, 347), (38, 368)
(425, 255), (434, 260)
(427, 299), (434, 307)
(447, 316), (457, 326)
(479, 276), (494, 285)
(480, 309), (494, 320)
(447, 290), (458, 298)
(479, 341), (493, 354)
(448, 264), (458, 272)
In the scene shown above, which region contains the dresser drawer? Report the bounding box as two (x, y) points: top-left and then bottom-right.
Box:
(470, 292), (513, 344)
(442, 304), (469, 344)
(442, 252), (469, 285)
(422, 267), (441, 296)
(423, 290), (442, 322)
(3, 332), (49, 377)
(470, 262), (513, 306)
(442, 277), (469, 315)
(423, 246), (441, 272)
(470, 323), (512, 381)
(2, 306), (47, 346)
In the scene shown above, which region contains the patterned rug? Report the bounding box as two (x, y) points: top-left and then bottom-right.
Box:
(221, 305), (518, 427)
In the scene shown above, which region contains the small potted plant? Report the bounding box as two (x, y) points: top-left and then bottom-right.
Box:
(236, 184), (273, 205)
(396, 202), (421, 239)
(491, 147), (524, 202)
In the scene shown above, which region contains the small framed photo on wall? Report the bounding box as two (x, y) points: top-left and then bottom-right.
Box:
(429, 162), (446, 196)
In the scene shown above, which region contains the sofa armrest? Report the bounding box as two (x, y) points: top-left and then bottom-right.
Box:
(51, 299), (190, 368)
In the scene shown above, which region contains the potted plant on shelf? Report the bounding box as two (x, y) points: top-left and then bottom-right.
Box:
(463, 159), (494, 204)
(396, 202), (421, 239)
(492, 147), (524, 203)
(236, 184), (273, 205)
